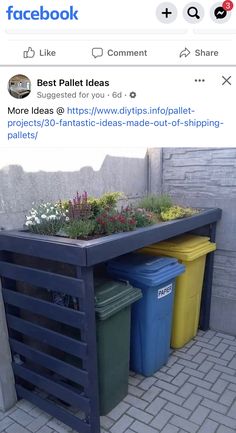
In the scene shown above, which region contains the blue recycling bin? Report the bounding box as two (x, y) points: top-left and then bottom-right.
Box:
(107, 253), (185, 376)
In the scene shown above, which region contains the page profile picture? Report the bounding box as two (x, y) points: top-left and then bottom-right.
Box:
(8, 74), (31, 99)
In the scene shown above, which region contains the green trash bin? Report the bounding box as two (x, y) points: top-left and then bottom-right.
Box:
(94, 278), (142, 415)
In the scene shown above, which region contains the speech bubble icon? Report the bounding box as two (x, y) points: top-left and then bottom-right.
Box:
(92, 47), (103, 58)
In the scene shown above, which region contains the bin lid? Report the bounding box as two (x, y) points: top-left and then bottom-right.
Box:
(94, 278), (142, 320)
(107, 254), (185, 289)
(139, 234), (216, 261)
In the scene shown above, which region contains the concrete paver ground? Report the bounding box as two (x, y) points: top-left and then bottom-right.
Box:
(0, 330), (236, 433)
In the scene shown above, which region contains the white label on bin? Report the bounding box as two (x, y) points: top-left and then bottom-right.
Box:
(158, 284), (172, 299)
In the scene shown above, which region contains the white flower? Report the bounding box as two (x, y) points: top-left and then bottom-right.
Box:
(25, 221), (34, 226)
(49, 215), (56, 220)
(65, 217), (69, 221)
(35, 217), (40, 224)
(41, 214), (47, 219)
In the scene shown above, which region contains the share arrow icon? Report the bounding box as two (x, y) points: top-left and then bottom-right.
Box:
(179, 47), (191, 58)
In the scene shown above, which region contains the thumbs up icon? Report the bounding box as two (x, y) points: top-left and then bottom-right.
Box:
(23, 47), (35, 59)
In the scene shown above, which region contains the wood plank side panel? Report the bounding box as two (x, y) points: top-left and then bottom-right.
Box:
(3, 288), (85, 329)
(7, 314), (87, 359)
(0, 235), (87, 265)
(10, 339), (88, 387)
(16, 385), (91, 433)
(0, 261), (85, 298)
(13, 363), (90, 413)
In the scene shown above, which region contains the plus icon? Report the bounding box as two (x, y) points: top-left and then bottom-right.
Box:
(162, 7), (172, 18)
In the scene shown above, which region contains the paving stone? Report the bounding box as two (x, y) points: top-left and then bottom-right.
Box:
(185, 345), (202, 356)
(201, 398), (228, 414)
(5, 424), (31, 433)
(150, 409), (172, 430)
(173, 352), (193, 361)
(192, 353), (207, 364)
(161, 424), (179, 433)
(183, 393), (202, 411)
(155, 380), (178, 394)
(219, 389), (236, 406)
(201, 330), (216, 339)
(145, 396), (166, 415)
(228, 383), (236, 392)
(176, 359), (200, 370)
(195, 387), (219, 401)
(0, 417), (15, 431)
(177, 383), (195, 398)
(128, 377), (142, 387)
(141, 386), (161, 403)
(36, 427), (54, 433)
(197, 419), (219, 433)
(222, 373), (236, 384)
(100, 416), (114, 430)
(108, 402), (130, 421)
(228, 357), (236, 370)
(189, 405), (210, 425)
(130, 420), (157, 433)
(9, 409), (35, 426)
(169, 415), (198, 433)
(160, 391), (184, 406)
(216, 333), (235, 341)
(27, 414), (52, 432)
(221, 350), (235, 362)
(182, 367), (205, 379)
(165, 355), (178, 367)
(138, 377), (157, 391)
(154, 371), (173, 382)
(215, 343), (228, 353)
(171, 372), (189, 387)
(128, 385), (144, 397)
(207, 356), (228, 366)
(202, 349), (221, 358)
(188, 376), (212, 390)
(124, 395), (148, 410)
(213, 364), (236, 375)
(110, 415), (134, 433)
(165, 402), (191, 419)
(198, 360), (214, 373)
(217, 426), (236, 433)
(227, 401), (236, 420)
(127, 407), (153, 424)
(204, 369), (222, 383)
(209, 336), (222, 346)
(167, 364), (184, 377)
(208, 411), (236, 429)
(211, 378), (228, 394)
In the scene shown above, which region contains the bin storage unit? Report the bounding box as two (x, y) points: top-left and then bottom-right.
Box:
(0, 208), (221, 433)
(139, 234), (216, 348)
(94, 278), (142, 414)
(107, 254), (185, 376)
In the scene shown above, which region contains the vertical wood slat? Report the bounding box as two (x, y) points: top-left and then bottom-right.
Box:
(76, 267), (100, 433)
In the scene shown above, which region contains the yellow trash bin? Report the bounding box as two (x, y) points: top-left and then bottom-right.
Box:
(138, 235), (216, 349)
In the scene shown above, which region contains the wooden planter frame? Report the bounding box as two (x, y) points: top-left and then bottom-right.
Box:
(0, 208), (222, 433)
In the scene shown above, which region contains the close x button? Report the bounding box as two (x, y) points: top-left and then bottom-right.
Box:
(222, 76), (232, 85)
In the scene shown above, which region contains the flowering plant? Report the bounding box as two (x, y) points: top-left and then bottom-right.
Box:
(25, 202), (68, 235)
(95, 207), (137, 235)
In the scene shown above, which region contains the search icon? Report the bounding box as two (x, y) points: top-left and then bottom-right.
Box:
(187, 6), (200, 19)
(184, 3), (204, 23)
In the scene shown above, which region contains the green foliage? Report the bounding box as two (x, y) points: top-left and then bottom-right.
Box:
(95, 207), (136, 235)
(88, 192), (122, 216)
(138, 194), (173, 214)
(64, 219), (96, 239)
(160, 206), (199, 221)
(132, 208), (155, 227)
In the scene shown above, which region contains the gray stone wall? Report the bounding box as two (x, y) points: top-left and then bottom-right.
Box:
(0, 155), (148, 230)
(161, 147), (236, 335)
